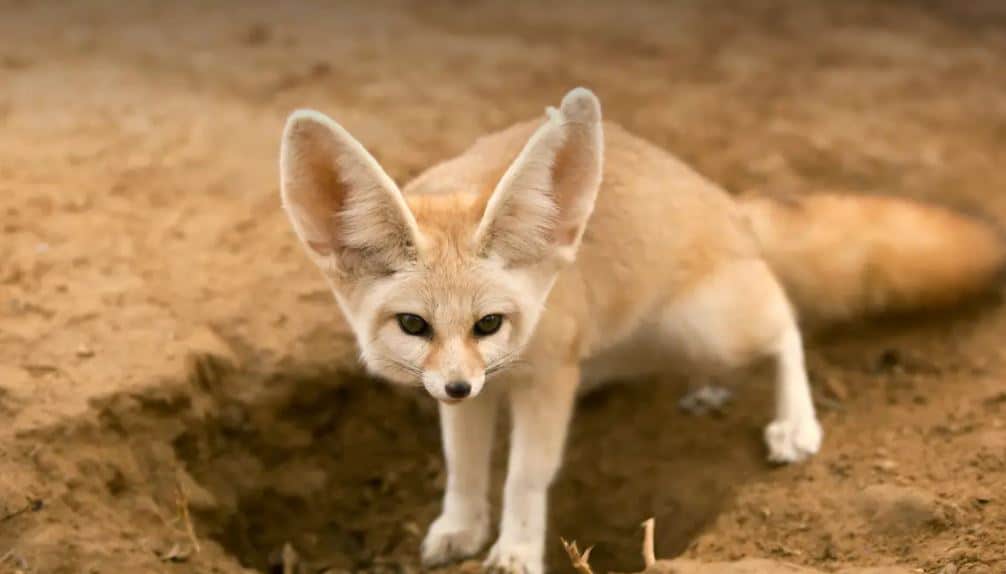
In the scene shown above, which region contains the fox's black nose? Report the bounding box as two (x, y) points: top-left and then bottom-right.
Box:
(445, 380), (471, 399)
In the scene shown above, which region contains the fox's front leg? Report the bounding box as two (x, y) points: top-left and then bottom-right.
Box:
(422, 387), (500, 566)
(485, 365), (578, 574)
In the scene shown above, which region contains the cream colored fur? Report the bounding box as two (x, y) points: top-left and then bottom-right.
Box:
(280, 88), (1004, 574)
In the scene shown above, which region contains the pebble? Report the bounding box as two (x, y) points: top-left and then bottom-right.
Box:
(873, 459), (898, 472)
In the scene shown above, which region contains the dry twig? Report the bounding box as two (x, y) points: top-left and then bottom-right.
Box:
(563, 517), (662, 574)
(641, 518), (656, 569)
(281, 542), (300, 574)
(175, 477), (201, 554)
(562, 538), (596, 574)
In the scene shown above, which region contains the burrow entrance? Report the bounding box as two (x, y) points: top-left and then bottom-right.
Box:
(83, 355), (771, 573)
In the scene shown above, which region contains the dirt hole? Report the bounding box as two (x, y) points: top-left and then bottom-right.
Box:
(80, 359), (774, 573)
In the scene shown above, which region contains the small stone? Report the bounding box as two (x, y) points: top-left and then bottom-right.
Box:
(157, 543), (191, 563)
(874, 459), (898, 472)
(75, 343), (95, 358)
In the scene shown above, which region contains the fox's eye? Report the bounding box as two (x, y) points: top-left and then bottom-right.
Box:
(473, 314), (504, 337)
(397, 313), (431, 337)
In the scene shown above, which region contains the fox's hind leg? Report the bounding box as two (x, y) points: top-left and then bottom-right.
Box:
(763, 319), (821, 462)
(660, 259), (821, 462)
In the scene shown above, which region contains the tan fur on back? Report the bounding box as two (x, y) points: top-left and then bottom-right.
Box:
(405, 120), (761, 364)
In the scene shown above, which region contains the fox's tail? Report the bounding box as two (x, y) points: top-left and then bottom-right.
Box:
(740, 193), (1006, 326)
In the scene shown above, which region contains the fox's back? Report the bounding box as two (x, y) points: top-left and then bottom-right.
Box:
(404, 119), (758, 357)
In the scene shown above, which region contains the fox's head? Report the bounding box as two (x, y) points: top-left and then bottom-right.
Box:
(280, 88), (603, 403)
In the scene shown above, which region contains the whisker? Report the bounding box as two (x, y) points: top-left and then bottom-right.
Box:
(485, 352), (530, 378)
(390, 359), (424, 376)
(370, 357), (425, 386)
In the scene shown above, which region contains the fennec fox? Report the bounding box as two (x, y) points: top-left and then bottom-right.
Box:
(280, 88), (1004, 574)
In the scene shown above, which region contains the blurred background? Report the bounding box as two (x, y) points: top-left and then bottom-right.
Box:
(1, 1), (1005, 573)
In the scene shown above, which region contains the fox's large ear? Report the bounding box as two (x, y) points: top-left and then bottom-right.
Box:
(280, 110), (420, 277)
(475, 88), (603, 266)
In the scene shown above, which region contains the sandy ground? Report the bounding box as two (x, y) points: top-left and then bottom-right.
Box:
(2, 1), (1006, 573)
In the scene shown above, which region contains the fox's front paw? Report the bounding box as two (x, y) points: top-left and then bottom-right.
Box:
(484, 541), (543, 574)
(421, 511), (490, 567)
(765, 417), (822, 463)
